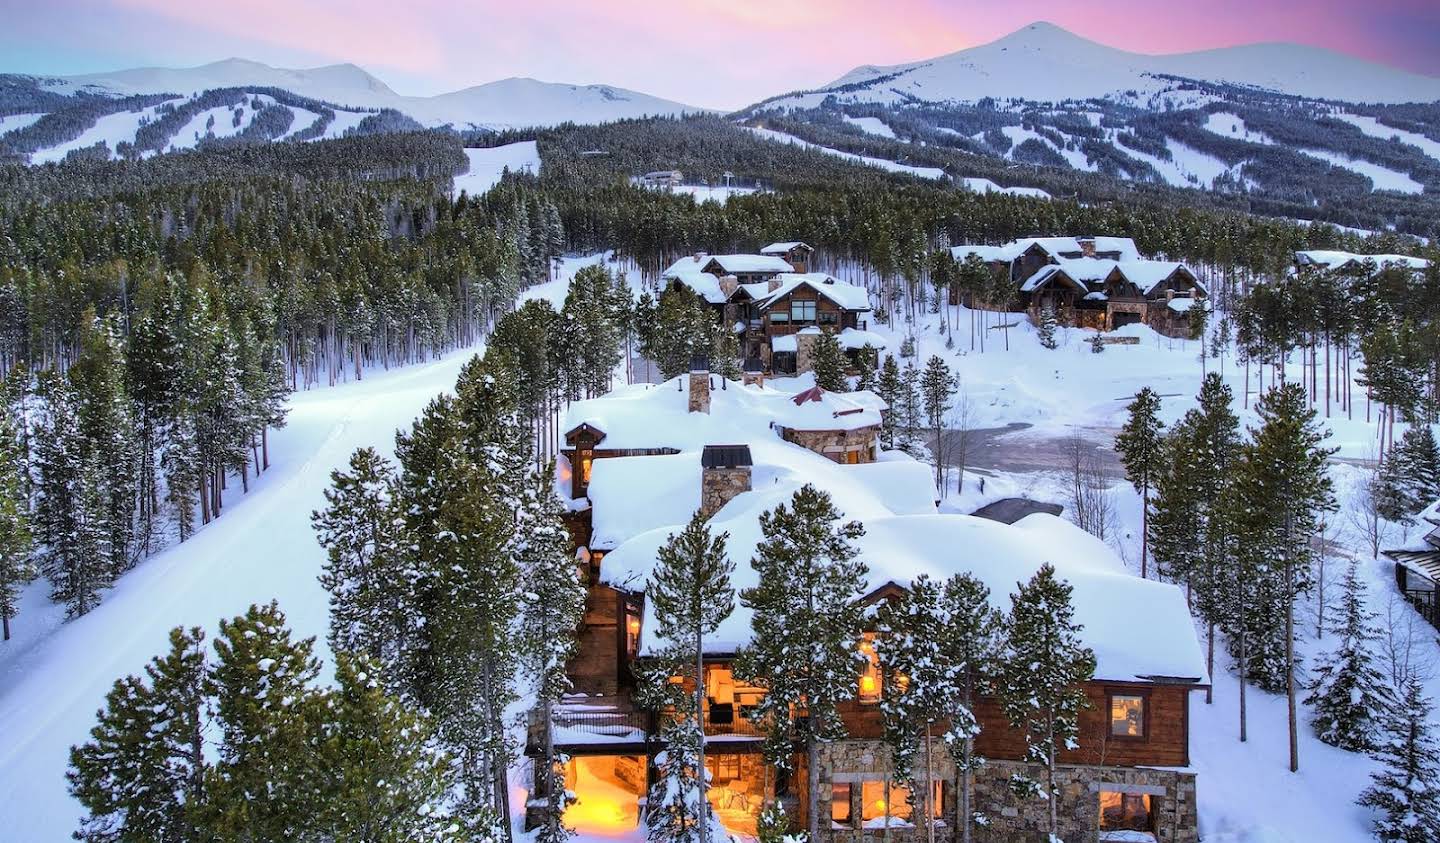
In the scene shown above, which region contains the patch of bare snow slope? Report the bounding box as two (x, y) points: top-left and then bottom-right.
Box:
(0, 112), (46, 136)
(744, 126), (946, 179)
(843, 114), (897, 138)
(164, 95), (273, 152)
(0, 350), (478, 841)
(1203, 112), (1275, 145)
(1296, 147), (1423, 194)
(29, 98), (184, 164)
(453, 141), (541, 197)
(1334, 112), (1440, 164)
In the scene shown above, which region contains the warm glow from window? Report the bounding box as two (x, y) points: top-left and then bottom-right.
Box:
(1110, 694), (1145, 737)
(627, 616), (641, 636)
(563, 756), (643, 836)
(1099, 791), (1153, 833)
(858, 633), (881, 703)
(831, 783), (852, 826)
(581, 456), (593, 483)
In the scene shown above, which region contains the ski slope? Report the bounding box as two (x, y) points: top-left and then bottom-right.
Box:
(744, 126), (946, 180)
(0, 351), (477, 841)
(453, 141), (542, 197)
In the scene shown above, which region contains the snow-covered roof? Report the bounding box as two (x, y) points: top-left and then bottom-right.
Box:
(756, 273), (872, 312)
(665, 267), (729, 304)
(562, 376), (882, 453)
(836, 327), (887, 350)
(587, 452), (702, 551)
(705, 254), (795, 274)
(761, 241), (812, 254)
(772, 335), (797, 353)
(604, 506), (1207, 683)
(1295, 249), (1430, 272)
(1091, 236), (1142, 262)
(1167, 296), (1202, 313)
(951, 244), (1018, 263)
(1021, 264), (1088, 293)
(953, 236), (1146, 267)
(1113, 260), (1202, 295)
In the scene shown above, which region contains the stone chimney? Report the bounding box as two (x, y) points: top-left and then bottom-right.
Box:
(1079, 238), (1096, 258)
(795, 330), (821, 375)
(742, 356), (765, 388)
(688, 355), (711, 414)
(718, 275), (739, 299)
(768, 277), (783, 293)
(700, 445), (753, 519)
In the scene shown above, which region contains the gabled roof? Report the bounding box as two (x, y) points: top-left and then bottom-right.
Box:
(1020, 264), (1090, 293)
(1296, 249), (1430, 272)
(755, 273), (871, 312)
(951, 244), (1018, 263)
(1114, 260), (1204, 295)
(706, 254), (795, 274)
(665, 268), (729, 304)
(761, 241), (813, 254)
(1091, 236), (1142, 262)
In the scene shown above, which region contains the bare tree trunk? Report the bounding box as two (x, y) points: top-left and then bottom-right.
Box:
(696, 626), (711, 843)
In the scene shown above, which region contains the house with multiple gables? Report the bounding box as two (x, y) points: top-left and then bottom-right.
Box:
(662, 249), (880, 371)
(1293, 249), (1431, 274)
(1384, 499), (1440, 631)
(535, 362), (1207, 843)
(950, 236), (1207, 338)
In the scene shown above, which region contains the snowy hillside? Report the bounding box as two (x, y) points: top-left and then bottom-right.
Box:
(803, 21), (1440, 107)
(37, 58), (704, 130)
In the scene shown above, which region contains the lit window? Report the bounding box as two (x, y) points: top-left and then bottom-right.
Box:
(1110, 694), (1146, 738)
(831, 782), (852, 827)
(1098, 791), (1154, 837)
(859, 782), (933, 828)
(858, 634), (881, 703)
(791, 300), (817, 322)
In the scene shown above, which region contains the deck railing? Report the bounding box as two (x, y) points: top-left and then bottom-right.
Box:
(1403, 589), (1440, 629)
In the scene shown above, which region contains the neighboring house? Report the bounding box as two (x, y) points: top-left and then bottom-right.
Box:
(1294, 249), (1431, 274)
(1384, 500), (1440, 630)
(534, 365), (1207, 843)
(662, 249), (878, 370)
(761, 240), (816, 272)
(950, 237), (1206, 338)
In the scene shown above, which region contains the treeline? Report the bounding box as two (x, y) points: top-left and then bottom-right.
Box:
(0, 133), (567, 636)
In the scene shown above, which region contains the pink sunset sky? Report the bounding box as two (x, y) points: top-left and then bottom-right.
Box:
(3, 0), (1438, 109)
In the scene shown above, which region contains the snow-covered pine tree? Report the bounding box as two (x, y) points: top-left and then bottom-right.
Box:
(310, 651), (470, 843)
(1226, 383), (1336, 768)
(0, 408), (34, 641)
(518, 462), (587, 843)
(1036, 304), (1058, 350)
(647, 510), (735, 843)
(1358, 676), (1440, 843)
(996, 564), (1096, 842)
(875, 356), (903, 451)
(69, 312), (137, 579)
(314, 446), (415, 671)
(1190, 374), (1241, 704)
(645, 714), (728, 843)
(1305, 560), (1393, 753)
(1148, 412), (1204, 589)
(69, 626), (209, 843)
(810, 330), (849, 392)
(875, 574), (950, 843)
(938, 574), (1004, 843)
(1374, 449), (1417, 522)
(1396, 424), (1440, 513)
(736, 484), (868, 842)
(1114, 386), (1165, 578)
(920, 355), (955, 493)
(854, 346), (878, 393)
(898, 361), (926, 459)
(205, 601), (323, 841)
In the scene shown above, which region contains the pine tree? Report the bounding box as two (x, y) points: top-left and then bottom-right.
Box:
(70, 312), (137, 578)
(898, 361), (926, 459)
(810, 330), (848, 392)
(1227, 383), (1336, 766)
(1149, 413), (1204, 588)
(311, 651), (471, 843)
(204, 601), (323, 841)
(854, 347), (878, 392)
(875, 356), (903, 451)
(1115, 386), (1166, 577)
(1359, 676), (1440, 843)
(1036, 304), (1058, 350)
(647, 511), (734, 843)
(314, 447), (415, 669)
(1305, 561), (1393, 753)
(645, 716), (726, 843)
(518, 463), (587, 843)
(920, 356), (954, 493)
(69, 626), (209, 843)
(736, 484), (868, 841)
(938, 574), (1004, 843)
(996, 565), (1095, 842)
(0, 408), (34, 641)
(1190, 374), (1241, 704)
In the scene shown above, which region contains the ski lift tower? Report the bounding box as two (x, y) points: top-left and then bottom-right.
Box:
(723, 170), (734, 190)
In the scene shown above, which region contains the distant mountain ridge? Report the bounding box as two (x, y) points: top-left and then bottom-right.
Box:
(808, 21), (1440, 106)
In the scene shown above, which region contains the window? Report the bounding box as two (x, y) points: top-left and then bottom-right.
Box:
(858, 781), (937, 828)
(858, 633), (881, 703)
(1109, 693), (1147, 738)
(1098, 791), (1154, 838)
(818, 310), (839, 326)
(831, 783), (852, 827)
(770, 310), (789, 323)
(790, 300), (817, 322)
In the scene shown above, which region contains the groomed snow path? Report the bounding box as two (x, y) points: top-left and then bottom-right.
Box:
(0, 349), (475, 841)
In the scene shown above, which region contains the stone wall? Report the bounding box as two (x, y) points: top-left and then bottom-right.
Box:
(779, 426), (879, 464)
(815, 740), (1198, 843)
(701, 466), (752, 519)
(796, 332), (820, 374)
(689, 371), (711, 413)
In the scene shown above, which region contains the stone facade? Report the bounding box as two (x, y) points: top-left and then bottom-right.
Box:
(796, 331), (821, 374)
(816, 740), (1198, 843)
(778, 425), (880, 464)
(689, 370), (711, 413)
(700, 465), (752, 519)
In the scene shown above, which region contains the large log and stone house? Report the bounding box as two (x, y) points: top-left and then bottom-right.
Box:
(536, 364), (1207, 843)
(950, 237), (1207, 338)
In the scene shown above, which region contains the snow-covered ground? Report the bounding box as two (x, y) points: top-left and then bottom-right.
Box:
(959, 177), (1051, 199)
(843, 114), (897, 139)
(1203, 112), (1275, 145)
(0, 112), (46, 136)
(1295, 147), (1423, 194)
(453, 141), (542, 197)
(650, 184), (760, 204)
(0, 350), (481, 841)
(744, 126), (946, 180)
(28, 98), (183, 164)
(1333, 112), (1440, 165)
